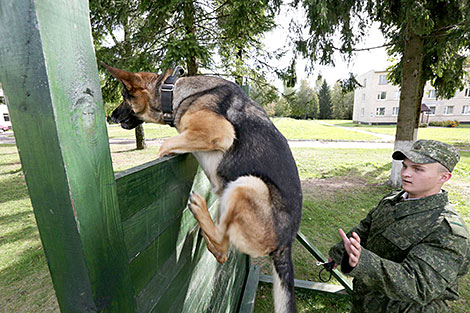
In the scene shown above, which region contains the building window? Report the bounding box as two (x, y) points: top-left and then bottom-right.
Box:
(428, 106), (436, 115)
(376, 107), (385, 116)
(465, 88), (470, 98)
(363, 79), (367, 87)
(0, 96), (5, 105)
(378, 75), (388, 85)
(392, 107), (399, 116)
(377, 91), (387, 100)
(462, 105), (470, 114)
(3, 113), (10, 122)
(361, 94), (366, 103)
(360, 107), (365, 117)
(394, 91), (400, 100)
(428, 89), (437, 99)
(444, 106), (454, 115)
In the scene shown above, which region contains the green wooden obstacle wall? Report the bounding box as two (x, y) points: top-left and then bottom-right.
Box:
(0, 0), (248, 312)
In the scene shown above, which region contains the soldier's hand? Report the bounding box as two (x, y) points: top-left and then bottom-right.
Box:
(327, 257), (338, 270)
(339, 229), (361, 268)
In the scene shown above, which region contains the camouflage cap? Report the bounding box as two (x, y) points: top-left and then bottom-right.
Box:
(392, 139), (460, 172)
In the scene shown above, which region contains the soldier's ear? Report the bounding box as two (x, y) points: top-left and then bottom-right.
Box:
(101, 62), (144, 90)
(439, 171), (452, 184)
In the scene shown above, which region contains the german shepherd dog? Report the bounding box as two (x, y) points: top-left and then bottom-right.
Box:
(103, 63), (302, 313)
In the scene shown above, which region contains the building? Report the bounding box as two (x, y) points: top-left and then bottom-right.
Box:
(0, 87), (12, 128)
(353, 70), (470, 124)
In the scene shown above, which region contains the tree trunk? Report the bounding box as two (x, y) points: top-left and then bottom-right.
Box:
(122, 16), (147, 150)
(235, 48), (243, 86)
(388, 25), (425, 188)
(183, 0), (198, 76)
(135, 124), (147, 150)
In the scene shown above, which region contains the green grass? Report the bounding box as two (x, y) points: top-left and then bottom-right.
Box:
(107, 123), (178, 139)
(0, 144), (60, 312)
(2, 121), (470, 312)
(271, 118), (382, 141)
(325, 119), (470, 146)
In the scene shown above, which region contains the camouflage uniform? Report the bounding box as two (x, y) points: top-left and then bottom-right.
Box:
(329, 140), (470, 312)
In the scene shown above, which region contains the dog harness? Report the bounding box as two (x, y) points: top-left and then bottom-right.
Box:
(160, 66), (184, 127)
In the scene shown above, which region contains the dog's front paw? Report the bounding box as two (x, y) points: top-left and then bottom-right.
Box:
(216, 254), (228, 264)
(157, 149), (174, 158)
(188, 191), (207, 217)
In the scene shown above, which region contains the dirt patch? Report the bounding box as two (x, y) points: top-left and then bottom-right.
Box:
(301, 176), (370, 199)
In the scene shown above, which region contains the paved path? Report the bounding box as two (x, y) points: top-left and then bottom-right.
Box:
(0, 131), (393, 149)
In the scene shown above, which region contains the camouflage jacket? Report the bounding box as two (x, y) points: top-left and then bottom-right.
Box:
(329, 190), (470, 313)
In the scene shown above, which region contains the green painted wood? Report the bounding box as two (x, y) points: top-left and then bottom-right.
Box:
(259, 275), (349, 296)
(115, 154), (198, 222)
(239, 264), (261, 313)
(115, 154), (198, 259)
(116, 165), (248, 313)
(0, 0), (137, 312)
(122, 166), (216, 294)
(296, 232), (353, 293)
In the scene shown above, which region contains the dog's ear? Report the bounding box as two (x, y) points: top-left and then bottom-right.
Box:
(101, 62), (143, 90)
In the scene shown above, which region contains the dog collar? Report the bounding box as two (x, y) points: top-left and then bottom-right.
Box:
(160, 66), (184, 127)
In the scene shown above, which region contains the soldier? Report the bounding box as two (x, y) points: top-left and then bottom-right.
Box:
(329, 139), (470, 312)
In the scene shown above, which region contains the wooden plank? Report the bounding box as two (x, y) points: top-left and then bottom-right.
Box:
(130, 167), (248, 313)
(136, 223), (202, 312)
(127, 168), (218, 294)
(115, 154), (198, 259)
(115, 154), (198, 222)
(296, 232), (353, 293)
(0, 1), (137, 312)
(238, 264), (261, 313)
(259, 275), (349, 296)
(181, 250), (247, 313)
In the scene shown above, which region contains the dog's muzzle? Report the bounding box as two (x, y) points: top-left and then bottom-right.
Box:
(111, 105), (143, 130)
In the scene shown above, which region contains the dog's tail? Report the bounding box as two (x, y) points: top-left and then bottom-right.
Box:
(271, 245), (296, 313)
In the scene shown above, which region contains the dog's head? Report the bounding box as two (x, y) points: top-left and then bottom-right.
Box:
(102, 62), (172, 129)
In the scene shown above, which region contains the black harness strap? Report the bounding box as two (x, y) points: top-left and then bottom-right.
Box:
(160, 66), (184, 127)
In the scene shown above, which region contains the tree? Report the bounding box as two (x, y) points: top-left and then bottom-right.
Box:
(291, 79), (318, 119)
(250, 78), (280, 114)
(318, 80), (332, 119)
(331, 82), (354, 119)
(293, 0), (470, 186)
(90, 0), (280, 148)
(273, 96), (291, 117)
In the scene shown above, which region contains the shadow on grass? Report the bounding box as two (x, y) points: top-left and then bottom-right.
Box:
(113, 147), (142, 154)
(0, 225), (36, 247)
(255, 282), (352, 313)
(317, 161), (393, 183)
(0, 175), (28, 204)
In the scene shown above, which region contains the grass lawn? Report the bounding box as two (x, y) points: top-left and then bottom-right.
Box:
(272, 118), (382, 141)
(1, 120), (470, 312)
(326, 119), (470, 146)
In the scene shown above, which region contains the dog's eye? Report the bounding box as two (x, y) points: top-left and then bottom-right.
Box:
(122, 90), (134, 101)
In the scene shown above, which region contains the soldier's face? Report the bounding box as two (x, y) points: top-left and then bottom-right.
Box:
(401, 158), (451, 199)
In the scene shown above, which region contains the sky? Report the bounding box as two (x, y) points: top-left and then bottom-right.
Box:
(262, 7), (393, 89)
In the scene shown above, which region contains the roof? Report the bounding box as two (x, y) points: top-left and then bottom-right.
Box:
(421, 103), (431, 112)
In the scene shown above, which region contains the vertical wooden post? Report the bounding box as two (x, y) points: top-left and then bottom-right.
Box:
(0, 1), (136, 312)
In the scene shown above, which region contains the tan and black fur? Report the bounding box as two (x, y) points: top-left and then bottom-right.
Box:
(103, 63), (302, 313)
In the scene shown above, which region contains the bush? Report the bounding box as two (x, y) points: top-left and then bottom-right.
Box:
(428, 120), (460, 127)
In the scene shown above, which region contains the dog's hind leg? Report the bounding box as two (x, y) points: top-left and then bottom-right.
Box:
(189, 176), (279, 263)
(189, 192), (229, 263)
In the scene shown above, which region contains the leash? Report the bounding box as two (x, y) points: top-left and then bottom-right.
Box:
(316, 260), (336, 283)
(160, 66), (185, 127)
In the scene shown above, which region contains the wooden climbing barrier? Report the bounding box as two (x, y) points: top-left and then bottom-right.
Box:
(0, 1), (249, 312)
